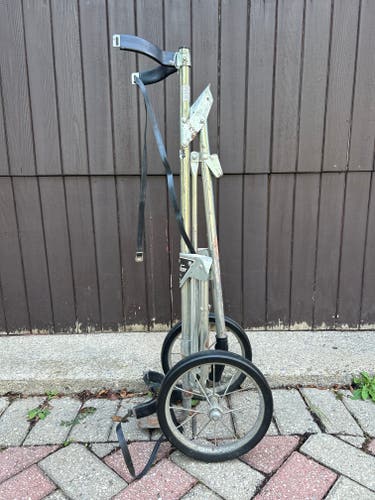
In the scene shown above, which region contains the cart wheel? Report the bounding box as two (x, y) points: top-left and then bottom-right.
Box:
(157, 350), (273, 462)
(161, 314), (252, 374)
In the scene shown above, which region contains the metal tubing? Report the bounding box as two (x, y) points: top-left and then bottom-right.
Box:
(179, 49), (191, 361)
(200, 124), (226, 339)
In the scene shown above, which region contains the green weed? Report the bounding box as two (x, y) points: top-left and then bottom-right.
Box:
(351, 372), (375, 403)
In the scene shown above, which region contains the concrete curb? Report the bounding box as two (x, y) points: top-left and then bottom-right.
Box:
(0, 330), (374, 395)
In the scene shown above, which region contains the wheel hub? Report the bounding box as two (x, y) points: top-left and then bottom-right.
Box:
(209, 407), (223, 421)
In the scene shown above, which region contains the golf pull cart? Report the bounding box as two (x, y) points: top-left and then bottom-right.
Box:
(112, 34), (273, 473)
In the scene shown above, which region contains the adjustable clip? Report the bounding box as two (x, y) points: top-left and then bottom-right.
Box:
(131, 72), (140, 85)
(135, 251), (144, 263)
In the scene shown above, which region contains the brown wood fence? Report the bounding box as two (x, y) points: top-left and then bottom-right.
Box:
(0, 0), (374, 333)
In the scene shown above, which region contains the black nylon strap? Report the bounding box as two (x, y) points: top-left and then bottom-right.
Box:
(117, 34), (176, 67)
(140, 65), (177, 86)
(135, 75), (195, 257)
(136, 103), (148, 261)
(116, 422), (166, 480)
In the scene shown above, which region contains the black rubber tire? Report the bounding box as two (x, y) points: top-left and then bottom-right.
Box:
(161, 313), (252, 374)
(157, 350), (273, 462)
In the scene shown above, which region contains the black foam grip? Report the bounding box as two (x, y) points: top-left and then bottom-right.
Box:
(140, 65), (177, 85)
(118, 34), (176, 66)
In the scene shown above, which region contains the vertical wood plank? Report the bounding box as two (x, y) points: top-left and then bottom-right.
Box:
(51, 0), (88, 174)
(314, 172), (345, 329)
(361, 173), (375, 327)
(65, 177), (101, 331)
(349, 0), (375, 171)
(165, 0), (191, 322)
(192, 0), (219, 152)
(79, 0), (114, 174)
(337, 172), (371, 327)
(136, 0), (166, 175)
(267, 174), (294, 327)
(0, 81), (9, 175)
(246, 0), (276, 174)
(290, 174), (320, 328)
(117, 176), (148, 328)
(298, 0), (331, 172)
(219, 0), (247, 174)
(91, 176), (123, 330)
(0, 178), (30, 332)
(323, 0), (359, 171)
(219, 176), (243, 322)
(39, 178), (75, 331)
(243, 174), (268, 328)
(272, 0), (304, 173)
(145, 176), (171, 328)
(23, 0), (61, 175)
(0, 284), (6, 333)
(13, 177), (53, 331)
(108, 0), (139, 175)
(0, 0), (35, 175)
(165, 0), (190, 174)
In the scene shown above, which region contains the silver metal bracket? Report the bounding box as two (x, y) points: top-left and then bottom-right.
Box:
(181, 86), (213, 147)
(190, 151), (223, 178)
(131, 72), (140, 85)
(174, 48), (191, 69)
(112, 34), (120, 48)
(179, 252), (212, 287)
(190, 151), (200, 175)
(205, 154), (223, 178)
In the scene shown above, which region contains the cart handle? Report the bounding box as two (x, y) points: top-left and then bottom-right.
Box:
(112, 34), (178, 86)
(113, 34), (176, 66)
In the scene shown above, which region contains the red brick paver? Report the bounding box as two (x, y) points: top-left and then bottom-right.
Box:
(114, 459), (197, 500)
(367, 439), (375, 456)
(0, 464), (56, 500)
(254, 452), (337, 500)
(241, 436), (299, 474)
(105, 441), (172, 483)
(0, 445), (58, 483)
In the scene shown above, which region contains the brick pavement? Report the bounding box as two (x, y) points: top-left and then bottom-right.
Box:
(0, 388), (374, 499)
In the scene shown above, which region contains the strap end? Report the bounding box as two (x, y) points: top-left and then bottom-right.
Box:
(135, 251), (144, 263)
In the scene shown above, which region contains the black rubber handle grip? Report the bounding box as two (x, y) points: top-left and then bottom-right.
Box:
(139, 65), (177, 85)
(114, 34), (176, 67)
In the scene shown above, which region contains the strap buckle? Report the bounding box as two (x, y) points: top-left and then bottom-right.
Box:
(135, 251), (144, 263)
(131, 72), (140, 85)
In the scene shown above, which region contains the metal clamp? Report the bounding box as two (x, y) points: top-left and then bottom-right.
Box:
(179, 252), (212, 287)
(181, 86), (213, 147)
(131, 72), (140, 85)
(113, 34), (120, 48)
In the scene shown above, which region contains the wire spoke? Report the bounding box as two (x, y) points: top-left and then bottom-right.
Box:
(175, 412), (197, 431)
(171, 383), (204, 399)
(193, 374), (213, 406)
(169, 406), (204, 415)
(222, 371), (237, 397)
(219, 419), (237, 439)
(224, 387), (253, 398)
(223, 405), (249, 415)
(194, 416), (212, 439)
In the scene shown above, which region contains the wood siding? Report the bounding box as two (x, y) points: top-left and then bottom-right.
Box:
(0, 0), (374, 333)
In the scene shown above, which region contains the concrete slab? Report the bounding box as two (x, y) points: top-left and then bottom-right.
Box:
(0, 330), (373, 395)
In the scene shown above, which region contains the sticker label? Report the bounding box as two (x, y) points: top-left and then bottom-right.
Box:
(182, 85), (190, 103)
(179, 257), (192, 282)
